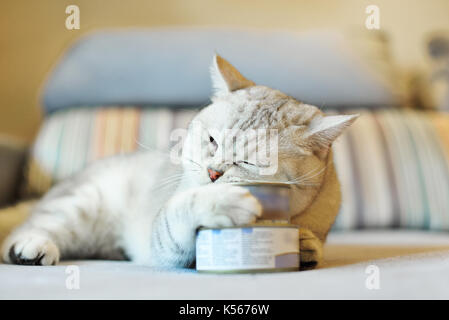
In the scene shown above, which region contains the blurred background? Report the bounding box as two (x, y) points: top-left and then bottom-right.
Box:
(1, 0), (449, 143)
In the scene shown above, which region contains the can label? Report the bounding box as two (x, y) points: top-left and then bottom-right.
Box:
(196, 226), (299, 272)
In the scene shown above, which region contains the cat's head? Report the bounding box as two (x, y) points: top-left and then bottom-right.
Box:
(182, 55), (357, 212)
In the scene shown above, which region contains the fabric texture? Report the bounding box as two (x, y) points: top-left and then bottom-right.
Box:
(333, 110), (449, 230)
(25, 107), (449, 231)
(1, 229), (449, 299)
(41, 28), (401, 112)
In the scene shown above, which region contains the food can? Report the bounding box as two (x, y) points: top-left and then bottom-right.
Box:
(195, 182), (299, 273)
(233, 182), (292, 222)
(196, 225), (299, 273)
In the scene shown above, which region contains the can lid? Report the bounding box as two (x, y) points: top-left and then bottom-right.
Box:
(197, 223), (299, 231)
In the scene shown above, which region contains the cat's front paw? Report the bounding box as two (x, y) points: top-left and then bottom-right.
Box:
(2, 233), (60, 266)
(196, 184), (263, 228)
(299, 228), (323, 270)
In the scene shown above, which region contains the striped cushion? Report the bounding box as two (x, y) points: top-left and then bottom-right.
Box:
(25, 107), (198, 195)
(25, 107), (449, 230)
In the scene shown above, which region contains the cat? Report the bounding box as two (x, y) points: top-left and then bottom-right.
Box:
(1, 55), (357, 269)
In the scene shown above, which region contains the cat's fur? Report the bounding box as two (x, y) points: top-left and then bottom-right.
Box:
(1, 55), (357, 269)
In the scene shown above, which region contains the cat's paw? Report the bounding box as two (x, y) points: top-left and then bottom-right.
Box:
(299, 228), (323, 270)
(196, 184), (263, 228)
(2, 233), (60, 266)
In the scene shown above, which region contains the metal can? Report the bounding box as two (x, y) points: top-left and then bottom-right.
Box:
(233, 182), (292, 222)
(196, 225), (299, 273)
(195, 182), (299, 273)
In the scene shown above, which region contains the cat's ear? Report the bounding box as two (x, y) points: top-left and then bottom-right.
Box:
(305, 114), (359, 159)
(210, 54), (255, 96)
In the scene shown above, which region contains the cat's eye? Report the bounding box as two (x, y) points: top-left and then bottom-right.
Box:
(236, 160), (255, 166)
(209, 135), (218, 151)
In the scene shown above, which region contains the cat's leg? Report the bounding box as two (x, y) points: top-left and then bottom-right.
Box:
(299, 228), (323, 270)
(1, 182), (114, 265)
(2, 225), (60, 265)
(149, 184), (262, 267)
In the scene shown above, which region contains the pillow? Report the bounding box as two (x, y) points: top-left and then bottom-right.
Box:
(25, 107), (449, 231)
(42, 28), (401, 113)
(332, 110), (449, 230)
(25, 107), (198, 195)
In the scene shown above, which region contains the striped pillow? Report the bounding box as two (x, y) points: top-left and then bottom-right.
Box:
(333, 110), (449, 230)
(25, 107), (449, 231)
(25, 107), (198, 195)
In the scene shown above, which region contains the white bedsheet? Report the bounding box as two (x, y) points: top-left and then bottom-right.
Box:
(1, 230), (449, 299)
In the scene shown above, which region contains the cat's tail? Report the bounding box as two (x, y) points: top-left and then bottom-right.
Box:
(0, 200), (36, 246)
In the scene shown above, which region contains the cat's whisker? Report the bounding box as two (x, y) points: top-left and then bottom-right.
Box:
(156, 174), (186, 185)
(284, 166), (321, 185)
(292, 182), (321, 187)
(153, 177), (185, 191)
(135, 140), (152, 151)
(289, 164), (328, 183)
(158, 170), (200, 188)
(135, 139), (178, 159)
(283, 180), (320, 185)
(181, 157), (202, 169)
(153, 173), (186, 185)
(291, 166), (327, 185)
(135, 140), (171, 155)
(291, 165), (325, 183)
(136, 140), (203, 171)
(158, 173), (184, 182)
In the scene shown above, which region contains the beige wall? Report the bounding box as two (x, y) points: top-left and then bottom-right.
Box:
(1, 0), (449, 142)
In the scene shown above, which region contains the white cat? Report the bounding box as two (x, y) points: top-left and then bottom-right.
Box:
(1, 55), (357, 269)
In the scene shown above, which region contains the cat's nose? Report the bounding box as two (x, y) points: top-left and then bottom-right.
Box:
(207, 167), (223, 182)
